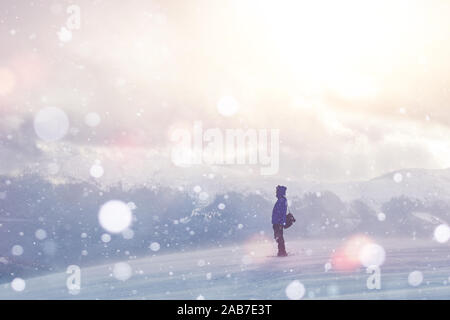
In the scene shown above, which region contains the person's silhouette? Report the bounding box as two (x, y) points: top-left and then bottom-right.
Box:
(272, 185), (288, 256)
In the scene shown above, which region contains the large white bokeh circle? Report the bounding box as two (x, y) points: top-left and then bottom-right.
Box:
(98, 200), (132, 233)
(34, 107), (69, 142)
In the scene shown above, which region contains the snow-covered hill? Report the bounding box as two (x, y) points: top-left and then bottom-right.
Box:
(1, 238), (450, 300)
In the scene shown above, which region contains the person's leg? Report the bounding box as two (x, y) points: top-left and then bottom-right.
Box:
(277, 226), (286, 255)
(272, 224), (278, 243)
(273, 224), (280, 249)
(273, 224), (286, 255)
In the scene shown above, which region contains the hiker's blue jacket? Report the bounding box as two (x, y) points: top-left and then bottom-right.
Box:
(272, 196), (287, 225)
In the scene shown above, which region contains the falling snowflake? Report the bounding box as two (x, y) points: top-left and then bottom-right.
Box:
(34, 107), (70, 142)
(359, 243), (385, 267)
(199, 192), (209, 201)
(408, 271), (423, 287)
(285, 280), (305, 300)
(217, 96), (239, 117)
(85, 112), (101, 127)
(434, 224), (450, 243)
(90, 164), (104, 178)
(393, 173), (403, 183)
(122, 229), (134, 240)
(11, 278), (26, 292)
(113, 262), (132, 281)
(150, 242), (160, 252)
(101, 233), (111, 243)
(57, 27), (72, 42)
(35, 229), (47, 240)
(127, 202), (137, 210)
(11, 245), (24, 256)
(98, 200), (133, 233)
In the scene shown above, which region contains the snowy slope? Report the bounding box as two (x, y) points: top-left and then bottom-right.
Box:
(1, 237), (450, 300)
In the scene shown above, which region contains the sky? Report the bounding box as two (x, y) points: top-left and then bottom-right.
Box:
(1, 0), (450, 187)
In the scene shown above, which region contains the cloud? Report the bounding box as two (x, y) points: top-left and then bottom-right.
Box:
(1, 0), (450, 184)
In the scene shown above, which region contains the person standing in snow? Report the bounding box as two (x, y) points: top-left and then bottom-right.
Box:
(272, 185), (288, 257)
